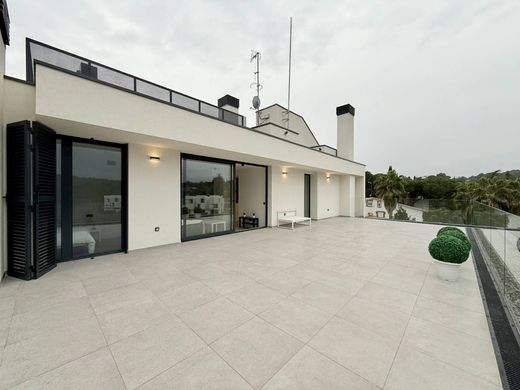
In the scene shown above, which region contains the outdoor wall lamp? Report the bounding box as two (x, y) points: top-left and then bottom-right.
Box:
(326, 175), (331, 181)
(149, 156), (161, 162)
(282, 170), (288, 176)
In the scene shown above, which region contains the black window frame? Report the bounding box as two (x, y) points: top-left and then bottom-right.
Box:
(56, 134), (128, 261)
(180, 153), (268, 242)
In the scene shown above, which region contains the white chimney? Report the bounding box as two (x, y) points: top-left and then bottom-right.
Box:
(336, 104), (355, 160)
(217, 94), (239, 114)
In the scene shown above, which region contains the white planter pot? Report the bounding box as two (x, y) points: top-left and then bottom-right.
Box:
(434, 260), (461, 282)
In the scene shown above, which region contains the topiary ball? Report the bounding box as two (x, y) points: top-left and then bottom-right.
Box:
(437, 227), (471, 252)
(437, 226), (465, 238)
(428, 235), (470, 264)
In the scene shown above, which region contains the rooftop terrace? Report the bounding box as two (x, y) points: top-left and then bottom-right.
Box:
(0, 218), (502, 389)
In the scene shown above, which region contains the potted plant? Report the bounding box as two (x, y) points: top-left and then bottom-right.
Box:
(428, 227), (471, 281)
(194, 205), (203, 218)
(182, 206), (190, 218)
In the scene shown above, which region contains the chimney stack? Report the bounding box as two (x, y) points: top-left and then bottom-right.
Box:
(217, 94), (239, 114)
(336, 104), (355, 160)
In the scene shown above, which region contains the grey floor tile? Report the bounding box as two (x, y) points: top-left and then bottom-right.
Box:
(309, 316), (398, 388)
(257, 271), (312, 296)
(356, 282), (418, 314)
(260, 297), (332, 343)
(336, 296), (411, 342)
(402, 317), (501, 386)
(226, 282), (285, 314)
(138, 347), (253, 390)
(14, 280), (87, 315)
(211, 317), (303, 389)
(0, 316), (106, 388)
(97, 297), (172, 344)
(385, 346), (502, 390)
(180, 297), (254, 343)
(0, 296), (15, 319)
(82, 270), (139, 295)
(11, 347), (125, 390)
(291, 281), (354, 314)
(7, 297), (94, 345)
(371, 264), (427, 295)
(159, 281), (219, 314)
(110, 316), (205, 389)
(89, 283), (156, 315)
(263, 346), (379, 390)
(412, 296), (491, 341)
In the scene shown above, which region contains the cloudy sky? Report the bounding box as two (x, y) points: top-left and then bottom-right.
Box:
(5, 0), (519, 177)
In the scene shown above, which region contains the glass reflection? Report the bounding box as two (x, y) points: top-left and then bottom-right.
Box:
(72, 143), (122, 256)
(182, 158), (233, 239)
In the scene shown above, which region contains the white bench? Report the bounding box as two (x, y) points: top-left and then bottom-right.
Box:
(277, 210), (311, 230)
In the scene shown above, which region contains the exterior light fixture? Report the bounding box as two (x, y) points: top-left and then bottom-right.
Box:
(282, 170), (288, 176)
(149, 156), (160, 161)
(326, 174), (331, 181)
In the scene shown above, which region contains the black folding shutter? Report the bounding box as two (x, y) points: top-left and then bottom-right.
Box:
(6, 121), (32, 280)
(32, 122), (57, 278)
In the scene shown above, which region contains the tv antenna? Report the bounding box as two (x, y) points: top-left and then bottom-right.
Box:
(250, 50), (263, 126)
(282, 17), (293, 130)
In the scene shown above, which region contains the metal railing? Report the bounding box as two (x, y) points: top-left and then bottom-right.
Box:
(26, 39), (246, 127)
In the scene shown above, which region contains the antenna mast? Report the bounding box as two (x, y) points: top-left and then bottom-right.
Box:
(286, 17), (293, 130)
(250, 50), (262, 126)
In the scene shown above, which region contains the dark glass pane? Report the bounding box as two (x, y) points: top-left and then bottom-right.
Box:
(182, 158), (233, 239)
(72, 143), (122, 256)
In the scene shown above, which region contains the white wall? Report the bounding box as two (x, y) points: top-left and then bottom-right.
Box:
(269, 166), (305, 226)
(127, 143), (180, 250)
(3, 79), (36, 123)
(236, 165), (266, 227)
(315, 173), (341, 219)
(339, 175), (356, 217)
(34, 66), (365, 176)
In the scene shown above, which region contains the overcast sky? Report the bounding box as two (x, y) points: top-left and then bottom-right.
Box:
(5, 0), (519, 177)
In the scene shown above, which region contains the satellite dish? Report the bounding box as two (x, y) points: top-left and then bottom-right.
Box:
(252, 95), (261, 110)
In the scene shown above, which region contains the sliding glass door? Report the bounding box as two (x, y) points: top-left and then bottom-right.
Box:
(72, 143), (123, 257)
(181, 156), (233, 240)
(57, 137), (126, 260)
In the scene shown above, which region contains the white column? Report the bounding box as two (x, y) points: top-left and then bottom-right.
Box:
(355, 175), (365, 217)
(340, 175), (356, 217)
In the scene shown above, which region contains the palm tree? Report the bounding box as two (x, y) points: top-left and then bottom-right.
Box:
(375, 166), (405, 219)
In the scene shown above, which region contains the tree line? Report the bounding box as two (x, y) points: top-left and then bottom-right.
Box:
(366, 168), (520, 222)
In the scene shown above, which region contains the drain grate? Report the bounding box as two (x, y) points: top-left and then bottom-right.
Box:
(468, 228), (520, 390)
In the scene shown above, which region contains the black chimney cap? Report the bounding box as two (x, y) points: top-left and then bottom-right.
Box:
(218, 95), (239, 109)
(336, 104), (355, 116)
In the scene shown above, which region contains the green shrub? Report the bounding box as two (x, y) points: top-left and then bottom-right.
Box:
(437, 226), (464, 236)
(437, 227), (471, 252)
(428, 235), (470, 264)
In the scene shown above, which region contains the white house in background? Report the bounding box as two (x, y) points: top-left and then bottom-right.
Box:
(365, 197), (424, 222)
(0, 3), (365, 281)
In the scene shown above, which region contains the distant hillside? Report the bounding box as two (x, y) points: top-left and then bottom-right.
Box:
(457, 170), (520, 181)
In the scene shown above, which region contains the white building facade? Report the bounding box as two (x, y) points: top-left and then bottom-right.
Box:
(0, 7), (365, 281)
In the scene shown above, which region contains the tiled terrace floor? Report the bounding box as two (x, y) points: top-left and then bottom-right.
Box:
(0, 218), (502, 389)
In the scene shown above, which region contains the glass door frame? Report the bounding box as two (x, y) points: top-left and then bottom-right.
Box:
(181, 154), (235, 242)
(57, 134), (128, 261)
(180, 153), (268, 242)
